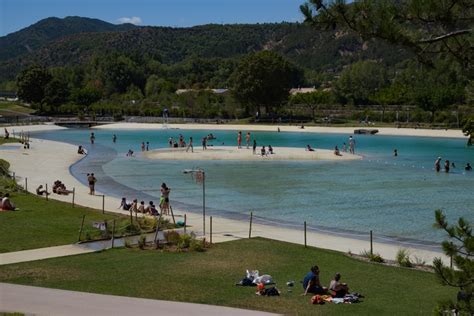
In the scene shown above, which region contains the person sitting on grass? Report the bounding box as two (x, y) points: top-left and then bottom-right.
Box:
(36, 185), (50, 196)
(1, 193), (16, 211)
(302, 265), (326, 296)
(328, 273), (349, 298)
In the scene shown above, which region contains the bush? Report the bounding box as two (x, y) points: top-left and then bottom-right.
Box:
(396, 248), (413, 268)
(361, 250), (385, 263)
(177, 233), (192, 249)
(138, 235), (147, 250)
(190, 238), (206, 252)
(164, 230), (181, 245)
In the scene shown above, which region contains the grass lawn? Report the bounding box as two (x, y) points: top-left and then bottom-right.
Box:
(0, 238), (454, 315)
(0, 101), (35, 115)
(0, 192), (122, 253)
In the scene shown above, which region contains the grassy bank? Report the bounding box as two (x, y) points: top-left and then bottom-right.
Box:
(0, 238), (453, 315)
(0, 191), (122, 253)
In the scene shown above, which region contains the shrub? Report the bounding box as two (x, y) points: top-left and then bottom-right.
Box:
(361, 250), (385, 263)
(190, 238), (205, 252)
(396, 248), (413, 268)
(164, 230), (180, 245)
(177, 233), (192, 249)
(138, 235), (147, 250)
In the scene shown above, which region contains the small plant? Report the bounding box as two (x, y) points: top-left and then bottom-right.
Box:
(361, 250), (385, 263)
(177, 233), (192, 250)
(396, 248), (413, 268)
(413, 255), (426, 266)
(164, 230), (180, 245)
(124, 239), (132, 248)
(190, 238), (206, 252)
(138, 235), (147, 250)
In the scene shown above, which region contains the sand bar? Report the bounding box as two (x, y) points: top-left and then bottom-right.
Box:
(144, 146), (361, 161)
(0, 125), (449, 265)
(95, 122), (467, 139)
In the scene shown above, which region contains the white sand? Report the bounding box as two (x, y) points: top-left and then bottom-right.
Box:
(0, 125), (449, 265)
(95, 122), (467, 139)
(144, 146), (361, 161)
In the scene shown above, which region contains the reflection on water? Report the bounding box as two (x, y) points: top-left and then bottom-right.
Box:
(33, 127), (474, 243)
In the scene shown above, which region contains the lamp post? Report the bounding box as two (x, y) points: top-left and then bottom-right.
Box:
(183, 168), (206, 236)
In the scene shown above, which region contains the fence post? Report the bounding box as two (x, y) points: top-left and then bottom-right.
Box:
(78, 215), (86, 242)
(72, 188), (75, 207)
(249, 212), (253, 239)
(154, 216), (161, 247)
(25, 177), (28, 192)
(304, 221), (307, 248)
(170, 205), (176, 225)
(184, 214), (187, 234)
(370, 230), (373, 256)
(45, 184), (48, 201)
(129, 208), (133, 226)
(111, 220), (116, 248)
(102, 195), (105, 214)
(210, 216), (213, 245)
(12, 172), (15, 180)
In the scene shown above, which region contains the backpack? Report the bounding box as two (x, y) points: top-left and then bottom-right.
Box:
(263, 287), (280, 296)
(239, 277), (254, 286)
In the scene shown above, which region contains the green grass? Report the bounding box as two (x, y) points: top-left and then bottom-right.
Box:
(0, 138), (19, 145)
(0, 238), (454, 315)
(0, 192), (122, 253)
(0, 102), (34, 115)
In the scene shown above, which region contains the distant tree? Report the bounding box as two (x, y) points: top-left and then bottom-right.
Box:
(462, 117), (473, 146)
(290, 90), (333, 122)
(300, 0), (474, 73)
(16, 65), (52, 104)
(231, 51), (302, 114)
(43, 78), (70, 109)
(369, 85), (408, 122)
(335, 60), (388, 105)
(101, 55), (145, 95)
(71, 86), (101, 107)
(433, 210), (473, 315)
(145, 75), (175, 97)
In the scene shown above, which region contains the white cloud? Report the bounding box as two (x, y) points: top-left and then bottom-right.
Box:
(117, 16), (142, 25)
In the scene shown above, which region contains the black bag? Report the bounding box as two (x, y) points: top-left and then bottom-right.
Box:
(239, 277), (254, 286)
(263, 287), (280, 296)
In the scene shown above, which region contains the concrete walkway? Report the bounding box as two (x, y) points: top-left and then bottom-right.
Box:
(0, 283), (277, 316)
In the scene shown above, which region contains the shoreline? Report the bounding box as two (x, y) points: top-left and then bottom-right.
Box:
(0, 125), (450, 265)
(95, 122), (468, 139)
(143, 146), (362, 161)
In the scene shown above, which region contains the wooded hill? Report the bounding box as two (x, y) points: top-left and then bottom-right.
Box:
(0, 16), (411, 85)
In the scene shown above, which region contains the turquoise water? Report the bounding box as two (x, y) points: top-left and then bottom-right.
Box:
(33, 128), (473, 244)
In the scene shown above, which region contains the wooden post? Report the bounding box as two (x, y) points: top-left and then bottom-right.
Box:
(370, 230), (373, 256)
(210, 216), (213, 244)
(249, 212), (253, 239)
(170, 205), (176, 225)
(45, 183), (48, 201)
(25, 177), (28, 192)
(12, 172), (15, 180)
(184, 214), (187, 234)
(154, 215), (161, 247)
(304, 221), (307, 248)
(111, 220), (116, 248)
(102, 195), (105, 214)
(72, 188), (75, 207)
(129, 208), (133, 226)
(78, 215), (86, 242)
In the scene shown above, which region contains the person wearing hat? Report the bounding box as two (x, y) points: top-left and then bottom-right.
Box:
(434, 157), (442, 172)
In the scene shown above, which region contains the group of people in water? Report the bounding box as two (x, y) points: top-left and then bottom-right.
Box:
(118, 183), (171, 216)
(435, 157), (472, 173)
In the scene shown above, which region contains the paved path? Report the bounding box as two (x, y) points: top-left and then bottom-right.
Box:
(0, 283), (277, 316)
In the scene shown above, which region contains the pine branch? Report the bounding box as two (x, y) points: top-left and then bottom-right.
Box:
(419, 29), (472, 43)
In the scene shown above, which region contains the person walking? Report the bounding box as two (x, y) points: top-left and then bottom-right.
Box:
(87, 173), (97, 195)
(252, 139), (257, 154)
(246, 132), (251, 149)
(349, 136), (356, 154)
(237, 131), (242, 149)
(186, 137), (193, 152)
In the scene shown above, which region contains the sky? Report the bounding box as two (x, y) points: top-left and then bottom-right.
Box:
(0, 0), (306, 36)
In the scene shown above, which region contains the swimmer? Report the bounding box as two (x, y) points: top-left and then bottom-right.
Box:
(444, 160), (450, 173)
(465, 163), (472, 171)
(394, 149), (398, 157)
(434, 157), (442, 172)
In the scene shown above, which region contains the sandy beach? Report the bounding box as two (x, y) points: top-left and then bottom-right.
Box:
(1, 124), (450, 265)
(95, 122), (468, 139)
(144, 146), (361, 161)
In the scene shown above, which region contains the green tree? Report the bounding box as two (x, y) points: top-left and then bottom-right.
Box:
(290, 90), (333, 122)
(16, 65), (52, 104)
(462, 117), (473, 146)
(231, 51), (302, 114)
(71, 86), (101, 107)
(300, 0), (473, 73)
(43, 78), (70, 109)
(433, 210), (473, 315)
(145, 75), (175, 97)
(335, 60), (388, 105)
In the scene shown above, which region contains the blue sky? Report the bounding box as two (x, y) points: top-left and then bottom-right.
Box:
(0, 0), (305, 36)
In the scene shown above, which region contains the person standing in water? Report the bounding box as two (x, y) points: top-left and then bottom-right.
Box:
(252, 139), (257, 155)
(90, 132), (95, 144)
(87, 173), (97, 195)
(434, 157), (442, 172)
(444, 160), (450, 173)
(394, 149), (398, 157)
(348, 136), (355, 154)
(246, 132), (251, 149)
(112, 134), (117, 143)
(141, 142), (145, 152)
(237, 131), (242, 149)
